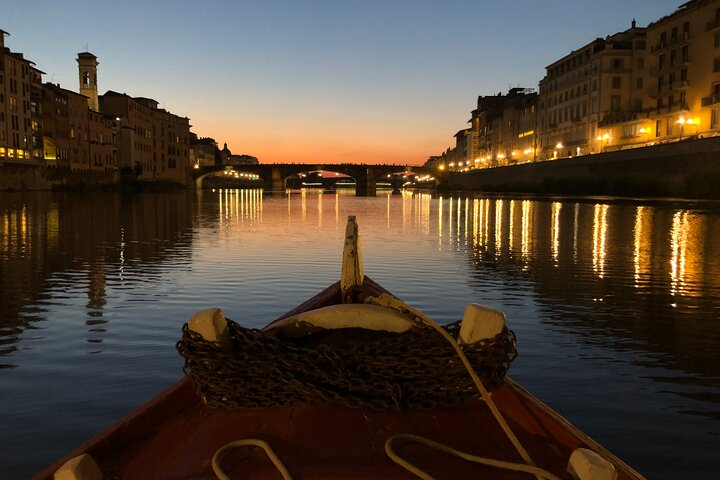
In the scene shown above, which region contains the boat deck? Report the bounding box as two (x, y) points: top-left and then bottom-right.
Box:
(35, 376), (637, 479)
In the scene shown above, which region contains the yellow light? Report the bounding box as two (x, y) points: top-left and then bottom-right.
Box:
(458, 161), (464, 166)
(602, 133), (610, 140)
(511, 151), (517, 156)
(449, 162), (455, 167)
(556, 142), (563, 149)
(596, 136), (603, 141)
(686, 118), (695, 125)
(497, 153), (505, 159)
(639, 128), (646, 134)
(474, 158), (480, 163)
(524, 149), (532, 155)
(438, 164), (445, 170)
(677, 116), (686, 125)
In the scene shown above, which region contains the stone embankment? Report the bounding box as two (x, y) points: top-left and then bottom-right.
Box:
(0, 165), (118, 191)
(445, 137), (720, 199)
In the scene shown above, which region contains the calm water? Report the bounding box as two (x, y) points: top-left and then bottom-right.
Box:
(0, 189), (719, 479)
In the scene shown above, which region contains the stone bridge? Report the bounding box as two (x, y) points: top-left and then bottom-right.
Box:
(192, 163), (436, 196)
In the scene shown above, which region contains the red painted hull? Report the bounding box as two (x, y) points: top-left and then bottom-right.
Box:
(33, 278), (644, 479)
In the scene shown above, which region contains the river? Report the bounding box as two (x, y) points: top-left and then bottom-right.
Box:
(0, 189), (718, 479)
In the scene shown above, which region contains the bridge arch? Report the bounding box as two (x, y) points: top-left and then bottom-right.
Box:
(191, 164), (438, 195)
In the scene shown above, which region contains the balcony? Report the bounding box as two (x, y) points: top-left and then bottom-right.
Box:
(702, 94), (720, 106)
(650, 32), (690, 54)
(656, 101), (689, 114)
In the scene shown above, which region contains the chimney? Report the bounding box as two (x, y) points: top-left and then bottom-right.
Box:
(631, 18), (637, 29)
(0, 29), (9, 49)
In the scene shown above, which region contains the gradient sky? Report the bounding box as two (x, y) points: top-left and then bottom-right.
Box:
(5, 0), (683, 165)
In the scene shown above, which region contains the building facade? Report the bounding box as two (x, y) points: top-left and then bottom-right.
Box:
(100, 91), (190, 182)
(0, 30), (40, 165)
(538, 23), (647, 160)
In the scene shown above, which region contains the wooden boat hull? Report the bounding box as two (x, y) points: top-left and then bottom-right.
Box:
(34, 278), (644, 479)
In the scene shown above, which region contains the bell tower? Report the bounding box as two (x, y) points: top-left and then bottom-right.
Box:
(77, 52), (99, 112)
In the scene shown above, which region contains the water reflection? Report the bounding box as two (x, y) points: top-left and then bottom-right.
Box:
(592, 204), (608, 278)
(1, 190), (719, 479)
(439, 194), (720, 389)
(0, 192), (195, 363)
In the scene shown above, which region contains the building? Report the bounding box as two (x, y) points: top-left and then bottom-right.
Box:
(0, 29), (41, 165)
(466, 89), (538, 169)
(538, 22), (647, 160)
(189, 134), (218, 168)
(41, 81), (113, 172)
(643, 0), (720, 142)
(100, 91), (190, 183)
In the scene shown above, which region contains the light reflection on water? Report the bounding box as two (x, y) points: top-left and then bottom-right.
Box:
(0, 189), (719, 479)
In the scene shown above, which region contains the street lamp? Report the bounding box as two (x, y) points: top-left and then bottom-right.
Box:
(677, 116), (686, 140)
(685, 118), (699, 136)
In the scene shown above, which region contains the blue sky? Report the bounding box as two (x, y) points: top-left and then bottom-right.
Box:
(3, 0), (684, 164)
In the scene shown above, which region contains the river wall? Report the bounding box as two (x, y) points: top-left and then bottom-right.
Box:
(1, 165), (142, 191)
(445, 137), (720, 198)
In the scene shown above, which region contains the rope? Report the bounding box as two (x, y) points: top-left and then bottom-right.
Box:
(367, 294), (546, 479)
(211, 439), (293, 480)
(210, 295), (560, 479)
(385, 434), (562, 480)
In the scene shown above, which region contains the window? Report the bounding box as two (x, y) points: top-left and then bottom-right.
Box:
(671, 27), (677, 43)
(611, 95), (621, 112)
(670, 50), (676, 68)
(656, 119), (661, 137)
(681, 68), (688, 83)
(634, 99), (642, 111)
(636, 78), (643, 89)
(623, 125), (637, 137)
(712, 109), (718, 129)
(637, 58), (644, 69)
(715, 58), (720, 73)
(612, 77), (621, 89)
(683, 21), (690, 37)
(669, 72), (675, 89)
(612, 58), (623, 69)
(659, 54), (665, 70)
(716, 33), (720, 48)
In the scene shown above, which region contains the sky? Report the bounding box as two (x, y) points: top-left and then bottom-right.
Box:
(4, 0), (684, 165)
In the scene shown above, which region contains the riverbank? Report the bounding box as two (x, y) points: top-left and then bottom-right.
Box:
(0, 164), (188, 192)
(443, 136), (720, 199)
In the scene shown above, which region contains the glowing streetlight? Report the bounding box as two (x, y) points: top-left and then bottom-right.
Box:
(677, 116), (686, 139)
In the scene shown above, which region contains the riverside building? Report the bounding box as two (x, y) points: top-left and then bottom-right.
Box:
(467, 88), (537, 169)
(0, 29), (43, 166)
(100, 91), (190, 183)
(538, 22), (647, 160)
(609, 0), (720, 145)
